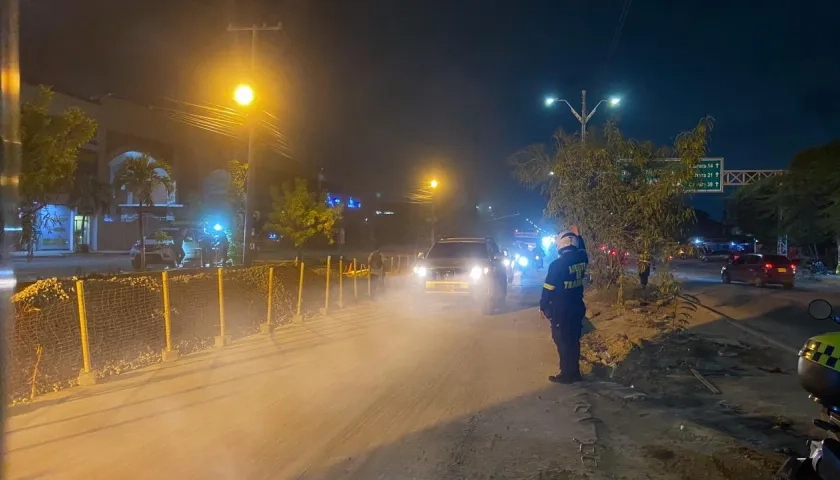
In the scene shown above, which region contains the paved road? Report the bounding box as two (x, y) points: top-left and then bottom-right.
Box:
(7, 261), (837, 478)
(672, 259), (840, 349)
(6, 272), (603, 479)
(13, 255), (133, 283)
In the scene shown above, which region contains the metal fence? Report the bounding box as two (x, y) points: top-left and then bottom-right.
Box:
(7, 254), (411, 404)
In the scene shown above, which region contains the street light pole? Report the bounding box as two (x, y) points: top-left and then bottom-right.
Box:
(227, 22), (281, 266)
(545, 90), (620, 141)
(0, 0), (22, 464)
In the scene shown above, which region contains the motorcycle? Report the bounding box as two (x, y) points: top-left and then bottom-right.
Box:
(776, 298), (840, 479)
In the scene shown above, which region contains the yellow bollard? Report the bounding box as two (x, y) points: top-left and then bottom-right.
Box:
(368, 264), (372, 296)
(338, 258), (344, 308)
(214, 267), (230, 347)
(293, 262), (304, 323)
(320, 256), (331, 315)
(75, 280), (96, 385)
(390, 256), (394, 274)
(353, 258), (358, 299)
(161, 271), (179, 361)
(397, 255), (401, 273)
(260, 266), (275, 334)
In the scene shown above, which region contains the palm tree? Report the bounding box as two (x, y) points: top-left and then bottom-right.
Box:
(113, 153), (174, 269)
(69, 175), (113, 252)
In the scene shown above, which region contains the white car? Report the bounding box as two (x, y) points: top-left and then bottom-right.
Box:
(129, 227), (202, 269)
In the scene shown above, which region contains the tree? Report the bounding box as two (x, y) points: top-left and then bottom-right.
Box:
(112, 154), (175, 269)
(511, 117), (714, 297)
(226, 159), (247, 262)
(263, 178), (342, 249)
(20, 86), (97, 258)
(734, 140), (840, 264)
(69, 175), (112, 252)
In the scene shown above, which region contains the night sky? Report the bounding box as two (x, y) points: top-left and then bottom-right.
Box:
(22, 0), (840, 219)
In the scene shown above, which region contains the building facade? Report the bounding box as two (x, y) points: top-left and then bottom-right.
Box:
(21, 84), (251, 252)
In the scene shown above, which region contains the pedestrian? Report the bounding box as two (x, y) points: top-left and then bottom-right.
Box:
(216, 232), (230, 266)
(638, 256), (651, 288)
(540, 230), (589, 384)
(199, 232), (213, 267)
(368, 245), (385, 299)
(173, 228), (186, 267)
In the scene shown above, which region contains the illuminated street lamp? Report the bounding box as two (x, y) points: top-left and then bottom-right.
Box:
(544, 90), (621, 141)
(233, 84), (255, 106)
(430, 179), (439, 189)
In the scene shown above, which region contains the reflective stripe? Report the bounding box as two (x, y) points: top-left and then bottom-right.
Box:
(543, 283), (556, 291)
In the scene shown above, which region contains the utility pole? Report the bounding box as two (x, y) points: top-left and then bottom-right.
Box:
(0, 0), (22, 469)
(227, 22), (281, 266)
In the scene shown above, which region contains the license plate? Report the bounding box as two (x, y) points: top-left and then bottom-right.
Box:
(777, 268), (787, 273)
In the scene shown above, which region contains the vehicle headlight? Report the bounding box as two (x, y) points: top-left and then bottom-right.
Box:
(518, 256), (529, 267)
(470, 266), (483, 280)
(413, 266), (427, 277)
(503, 258), (511, 267)
(514, 253), (520, 259)
(535, 255), (540, 260)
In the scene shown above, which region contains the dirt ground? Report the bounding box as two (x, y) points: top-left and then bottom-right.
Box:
(574, 287), (818, 479)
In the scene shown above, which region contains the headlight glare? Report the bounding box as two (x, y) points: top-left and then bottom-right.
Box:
(414, 266), (427, 277)
(518, 256), (529, 267)
(470, 266), (483, 280)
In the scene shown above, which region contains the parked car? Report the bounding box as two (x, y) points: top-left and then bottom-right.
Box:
(721, 253), (795, 289)
(701, 250), (733, 262)
(129, 227), (202, 269)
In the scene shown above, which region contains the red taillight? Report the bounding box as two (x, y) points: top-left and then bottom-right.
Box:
(764, 263), (773, 270)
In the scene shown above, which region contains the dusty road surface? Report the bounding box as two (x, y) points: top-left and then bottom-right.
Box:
(6, 275), (603, 479)
(6, 264), (836, 479)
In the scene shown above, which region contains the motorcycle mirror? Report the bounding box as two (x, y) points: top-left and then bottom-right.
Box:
(808, 299), (834, 321)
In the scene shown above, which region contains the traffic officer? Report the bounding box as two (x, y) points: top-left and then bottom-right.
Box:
(540, 230), (588, 384)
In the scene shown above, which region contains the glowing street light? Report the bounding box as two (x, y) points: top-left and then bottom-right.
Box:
(233, 84), (255, 106)
(430, 179), (439, 189)
(544, 90), (621, 141)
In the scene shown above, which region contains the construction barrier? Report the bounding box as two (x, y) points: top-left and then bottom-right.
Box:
(7, 254), (410, 405)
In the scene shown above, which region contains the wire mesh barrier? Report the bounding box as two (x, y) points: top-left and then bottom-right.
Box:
(82, 276), (166, 377)
(9, 279), (82, 402)
(167, 269), (222, 352)
(6, 257), (412, 404)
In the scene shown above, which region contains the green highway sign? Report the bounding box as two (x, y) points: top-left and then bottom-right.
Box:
(626, 157), (724, 193)
(648, 157), (723, 193)
(687, 158), (723, 193)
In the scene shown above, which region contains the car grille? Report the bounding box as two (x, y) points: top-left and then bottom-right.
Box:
(430, 268), (466, 281)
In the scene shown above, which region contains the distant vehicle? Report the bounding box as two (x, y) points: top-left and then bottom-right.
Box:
(412, 237), (507, 314)
(700, 250), (732, 262)
(129, 227), (201, 269)
(721, 253), (795, 289)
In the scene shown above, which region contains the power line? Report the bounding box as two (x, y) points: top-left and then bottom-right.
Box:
(603, 0), (633, 71)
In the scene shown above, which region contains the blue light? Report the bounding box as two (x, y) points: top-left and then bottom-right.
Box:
(213, 223), (222, 231)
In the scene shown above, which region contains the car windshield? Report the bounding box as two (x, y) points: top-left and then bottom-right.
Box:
(427, 242), (487, 259)
(763, 255), (790, 264)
